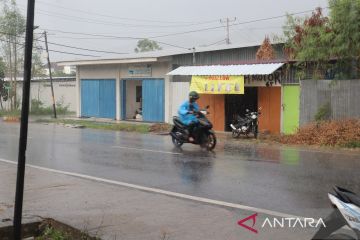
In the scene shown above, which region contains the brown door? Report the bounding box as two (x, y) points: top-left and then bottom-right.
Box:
(258, 87), (281, 133)
(197, 94), (225, 131)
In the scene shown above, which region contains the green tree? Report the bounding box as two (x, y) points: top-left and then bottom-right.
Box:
(329, 0), (360, 78)
(134, 39), (162, 53)
(0, 0), (26, 109)
(281, 1), (360, 79)
(0, 57), (7, 109)
(282, 8), (333, 79)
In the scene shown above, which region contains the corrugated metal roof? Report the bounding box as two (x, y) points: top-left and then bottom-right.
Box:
(167, 63), (284, 76)
(58, 41), (283, 66)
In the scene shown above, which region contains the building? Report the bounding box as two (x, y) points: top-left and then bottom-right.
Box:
(3, 77), (77, 112)
(59, 42), (301, 134)
(63, 65), (76, 75)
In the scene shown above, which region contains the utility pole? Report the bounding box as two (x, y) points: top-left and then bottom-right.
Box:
(220, 17), (236, 45)
(13, 0), (36, 238)
(192, 47), (196, 65)
(44, 31), (57, 118)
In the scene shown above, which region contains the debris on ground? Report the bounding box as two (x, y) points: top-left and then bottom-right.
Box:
(279, 119), (360, 147)
(149, 123), (173, 134)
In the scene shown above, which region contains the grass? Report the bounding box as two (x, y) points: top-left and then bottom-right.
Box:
(0, 109), (21, 117)
(36, 118), (151, 134)
(36, 226), (70, 240)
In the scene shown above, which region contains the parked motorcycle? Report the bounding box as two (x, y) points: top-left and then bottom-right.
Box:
(312, 186), (360, 240)
(230, 107), (261, 139)
(170, 106), (217, 151)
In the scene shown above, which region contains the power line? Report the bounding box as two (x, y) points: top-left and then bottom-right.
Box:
(38, 29), (191, 50)
(36, 39), (129, 55)
(35, 0), (219, 25)
(0, 38), (100, 57)
(200, 39), (227, 47)
(17, 4), (219, 29)
(40, 8), (319, 42)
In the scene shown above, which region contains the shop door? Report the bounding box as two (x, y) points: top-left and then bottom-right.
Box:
(99, 80), (116, 119)
(197, 94), (225, 131)
(81, 79), (116, 119)
(225, 87), (258, 131)
(142, 79), (165, 122)
(81, 79), (99, 117)
(258, 87), (281, 133)
(283, 85), (300, 134)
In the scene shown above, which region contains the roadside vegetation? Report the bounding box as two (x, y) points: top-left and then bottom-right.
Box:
(34, 220), (101, 240)
(279, 119), (360, 148)
(0, 99), (74, 118)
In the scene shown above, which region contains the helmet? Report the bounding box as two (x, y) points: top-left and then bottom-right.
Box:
(189, 91), (199, 100)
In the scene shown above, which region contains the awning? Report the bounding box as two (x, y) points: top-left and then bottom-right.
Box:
(167, 63), (284, 76)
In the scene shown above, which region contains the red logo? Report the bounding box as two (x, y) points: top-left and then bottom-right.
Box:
(238, 213), (258, 234)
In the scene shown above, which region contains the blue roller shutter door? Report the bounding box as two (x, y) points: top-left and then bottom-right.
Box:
(81, 80), (99, 117)
(99, 80), (116, 118)
(142, 79), (165, 122)
(81, 79), (116, 119)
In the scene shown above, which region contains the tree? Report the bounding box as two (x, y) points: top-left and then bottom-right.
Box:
(256, 36), (276, 61)
(329, 0), (360, 78)
(281, 1), (360, 79)
(282, 8), (333, 79)
(134, 39), (162, 53)
(0, 57), (8, 109)
(0, 0), (26, 109)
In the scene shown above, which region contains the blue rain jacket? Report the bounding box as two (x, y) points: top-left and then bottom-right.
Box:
(178, 100), (200, 125)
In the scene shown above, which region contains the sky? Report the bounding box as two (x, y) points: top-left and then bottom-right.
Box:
(15, 0), (329, 61)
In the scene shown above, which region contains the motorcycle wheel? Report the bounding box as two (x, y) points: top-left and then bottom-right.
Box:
(253, 125), (258, 139)
(203, 133), (216, 151)
(325, 233), (355, 239)
(172, 136), (183, 148)
(232, 129), (240, 138)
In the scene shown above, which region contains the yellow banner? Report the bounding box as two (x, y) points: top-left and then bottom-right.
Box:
(190, 75), (244, 94)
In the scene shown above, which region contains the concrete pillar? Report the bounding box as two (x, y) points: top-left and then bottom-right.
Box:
(76, 66), (81, 117)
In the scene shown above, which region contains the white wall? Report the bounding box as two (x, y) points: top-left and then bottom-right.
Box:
(16, 80), (77, 112)
(170, 81), (190, 118)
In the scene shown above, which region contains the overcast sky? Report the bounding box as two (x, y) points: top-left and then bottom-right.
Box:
(16, 0), (329, 61)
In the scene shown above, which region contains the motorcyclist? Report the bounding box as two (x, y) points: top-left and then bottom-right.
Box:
(178, 91), (200, 142)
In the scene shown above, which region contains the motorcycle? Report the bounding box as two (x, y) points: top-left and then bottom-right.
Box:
(312, 186), (360, 240)
(230, 107), (261, 139)
(170, 106), (217, 151)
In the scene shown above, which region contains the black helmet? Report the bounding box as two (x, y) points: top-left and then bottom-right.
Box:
(189, 91), (200, 100)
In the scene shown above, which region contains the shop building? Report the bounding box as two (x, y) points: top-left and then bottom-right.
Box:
(59, 42), (300, 134)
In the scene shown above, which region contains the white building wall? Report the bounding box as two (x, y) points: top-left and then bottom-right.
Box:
(16, 80), (77, 112)
(77, 61), (173, 122)
(170, 81), (190, 118)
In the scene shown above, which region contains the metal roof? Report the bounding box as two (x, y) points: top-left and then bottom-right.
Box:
(167, 63), (284, 76)
(58, 41), (282, 66)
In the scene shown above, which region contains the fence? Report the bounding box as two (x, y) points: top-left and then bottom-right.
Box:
(300, 79), (360, 126)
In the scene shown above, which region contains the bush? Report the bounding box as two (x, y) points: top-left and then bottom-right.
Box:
(315, 102), (331, 122)
(280, 119), (360, 147)
(30, 98), (71, 116)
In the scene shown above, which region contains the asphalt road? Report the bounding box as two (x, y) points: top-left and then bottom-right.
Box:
(1, 121), (359, 220)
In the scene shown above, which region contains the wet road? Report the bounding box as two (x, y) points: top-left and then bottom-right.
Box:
(1, 122), (359, 219)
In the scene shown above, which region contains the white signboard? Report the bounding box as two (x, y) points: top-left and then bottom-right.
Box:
(128, 65), (152, 78)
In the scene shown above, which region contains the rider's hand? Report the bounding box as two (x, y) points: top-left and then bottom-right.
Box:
(188, 111), (194, 114)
